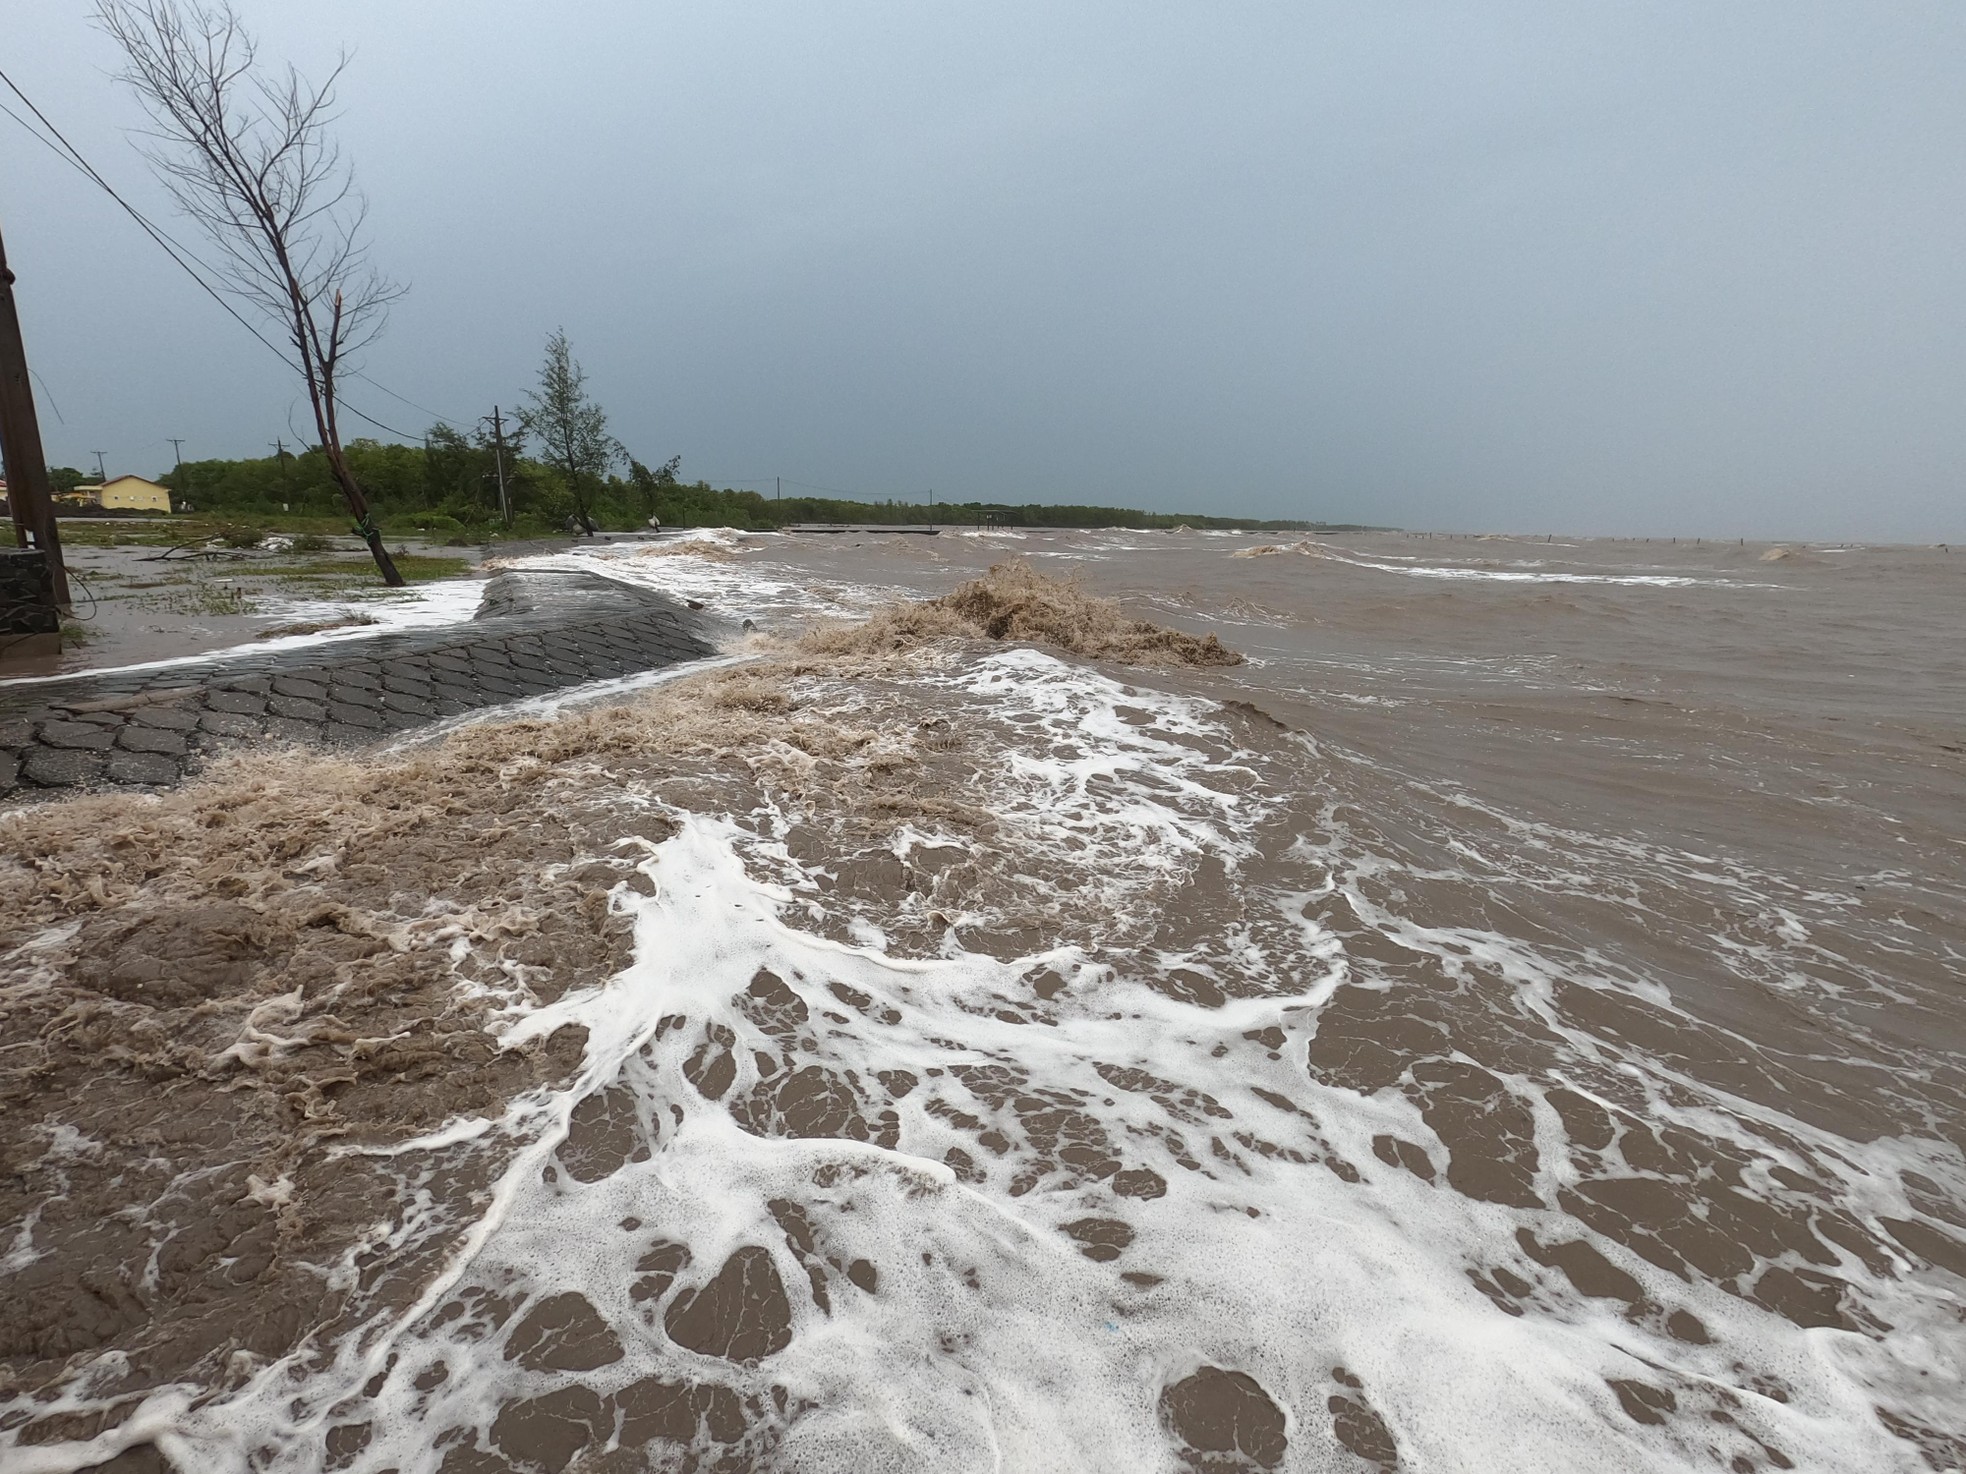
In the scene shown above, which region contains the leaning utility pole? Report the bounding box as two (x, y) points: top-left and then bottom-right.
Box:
(488, 406), (513, 526)
(91, 449), (107, 482)
(166, 437), (186, 510)
(0, 217), (70, 609)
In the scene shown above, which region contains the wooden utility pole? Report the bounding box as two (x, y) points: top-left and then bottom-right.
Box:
(0, 217), (70, 609)
(91, 449), (107, 482)
(165, 437), (186, 512)
(489, 406), (513, 526)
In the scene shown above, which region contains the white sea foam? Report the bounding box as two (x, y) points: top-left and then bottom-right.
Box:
(0, 578), (487, 688)
(515, 533), (917, 629)
(253, 576), (487, 641)
(71, 824), (1947, 1469)
(1277, 541), (1778, 589)
(13, 643), (1956, 1474)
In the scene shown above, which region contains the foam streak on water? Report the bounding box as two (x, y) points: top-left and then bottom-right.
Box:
(1240, 540), (1778, 589)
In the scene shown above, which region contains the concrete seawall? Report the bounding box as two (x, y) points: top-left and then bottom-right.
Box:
(0, 570), (722, 800)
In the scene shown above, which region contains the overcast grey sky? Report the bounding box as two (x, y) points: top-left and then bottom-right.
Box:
(5, 2), (1964, 538)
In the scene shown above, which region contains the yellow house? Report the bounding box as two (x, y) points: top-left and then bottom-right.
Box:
(94, 475), (173, 514)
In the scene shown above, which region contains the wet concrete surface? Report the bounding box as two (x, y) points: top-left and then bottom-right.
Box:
(0, 571), (721, 800)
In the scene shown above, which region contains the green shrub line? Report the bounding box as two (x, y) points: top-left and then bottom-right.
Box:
(144, 436), (1370, 538)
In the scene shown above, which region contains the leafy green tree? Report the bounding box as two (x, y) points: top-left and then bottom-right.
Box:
(343, 440), (424, 508)
(627, 454), (681, 522)
(423, 423), (483, 513)
(519, 329), (620, 535)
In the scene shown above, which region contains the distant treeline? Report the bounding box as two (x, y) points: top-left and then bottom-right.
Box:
(148, 433), (1355, 537)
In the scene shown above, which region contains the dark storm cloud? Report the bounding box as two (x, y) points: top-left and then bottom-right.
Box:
(7, 1), (1963, 538)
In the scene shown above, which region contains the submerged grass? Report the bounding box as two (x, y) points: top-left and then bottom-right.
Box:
(131, 579), (261, 617)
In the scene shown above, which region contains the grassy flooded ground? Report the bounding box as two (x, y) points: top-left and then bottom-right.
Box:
(13, 517), (498, 676)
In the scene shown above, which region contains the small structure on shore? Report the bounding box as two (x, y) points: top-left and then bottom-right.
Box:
(58, 474), (173, 514)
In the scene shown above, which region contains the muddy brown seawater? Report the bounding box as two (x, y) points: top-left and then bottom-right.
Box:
(2, 542), (1962, 1473)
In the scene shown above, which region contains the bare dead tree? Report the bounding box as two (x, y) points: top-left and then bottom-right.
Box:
(96, 0), (406, 584)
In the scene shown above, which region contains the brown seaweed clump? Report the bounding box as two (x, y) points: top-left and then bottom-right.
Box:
(801, 560), (1243, 668)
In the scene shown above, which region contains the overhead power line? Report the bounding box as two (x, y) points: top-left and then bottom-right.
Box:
(784, 478), (868, 498)
(338, 401), (421, 440)
(0, 66), (439, 446)
(0, 68), (300, 375)
(349, 369), (461, 428)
